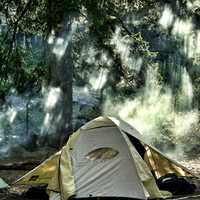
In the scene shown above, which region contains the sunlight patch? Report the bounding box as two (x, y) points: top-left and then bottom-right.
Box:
(103, 64), (199, 152)
(172, 18), (193, 36)
(159, 6), (174, 29)
(48, 30), (55, 44)
(180, 68), (193, 107)
(89, 69), (108, 91)
(173, 111), (199, 137)
(81, 45), (113, 67)
(159, 4), (199, 60)
(43, 113), (51, 127)
(6, 107), (17, 123)
(45, 87), (61, 109)
(196, 31), (200, 55)
(84, 46), (97, 64)
(187, 0), (200, 10)
(52, 22), (77, 60)
(41, 113), (53, 135)
(110, 27), (143, 72)
(129, 15), (141, 26)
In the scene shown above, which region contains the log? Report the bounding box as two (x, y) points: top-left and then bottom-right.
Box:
(170, 194), (200, 199)
(0, 161), (40, 170)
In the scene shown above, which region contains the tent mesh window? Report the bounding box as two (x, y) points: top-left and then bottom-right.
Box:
(85, 147), (119, 161)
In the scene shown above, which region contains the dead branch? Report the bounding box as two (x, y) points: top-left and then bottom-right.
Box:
(0, 161), (40, 170)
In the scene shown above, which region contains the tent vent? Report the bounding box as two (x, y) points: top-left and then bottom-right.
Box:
(29, 175), (39, 181)
(86, 147), (119, 161)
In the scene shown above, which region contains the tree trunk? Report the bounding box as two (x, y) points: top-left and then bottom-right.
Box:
(43, 14), (76, 147)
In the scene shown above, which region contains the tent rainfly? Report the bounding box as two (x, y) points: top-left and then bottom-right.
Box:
(0, 178), (9, 189)
(14, 116), (196, 200)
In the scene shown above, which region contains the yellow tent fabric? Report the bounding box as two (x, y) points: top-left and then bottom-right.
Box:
(108, 117), (195, 178)
(14, 151), (61, 186)
(56, 130), (80, 200)
(144, 146), (194, 178)
(122, 132), (171, 199)
(14, 116), (196, 200)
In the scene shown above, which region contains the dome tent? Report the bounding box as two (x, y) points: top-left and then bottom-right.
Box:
(15, 116), (196, 200)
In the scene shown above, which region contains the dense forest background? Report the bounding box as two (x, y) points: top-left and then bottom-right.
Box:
(0, 0), (200, 160)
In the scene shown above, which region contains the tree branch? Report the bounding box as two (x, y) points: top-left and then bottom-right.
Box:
(6, 0), (34, 60)
(110, 10), (133, 36)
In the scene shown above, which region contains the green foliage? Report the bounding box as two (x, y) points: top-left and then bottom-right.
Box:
(192, 73), (200, 108)
(0, 0), (158, 98)
(0, 0), (200, 109)
(0, 0), (199, 157)
(0, 39), (47, 96)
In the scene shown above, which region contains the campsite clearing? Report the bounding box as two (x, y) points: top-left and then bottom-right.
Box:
(0, 154), (200, 200)
(0, 117), (200, 200)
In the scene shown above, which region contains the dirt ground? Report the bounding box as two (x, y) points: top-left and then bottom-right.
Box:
(0, 158), (200, 200)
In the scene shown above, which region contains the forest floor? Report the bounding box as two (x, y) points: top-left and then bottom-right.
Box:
(0, 156), (200, 200)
